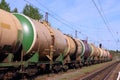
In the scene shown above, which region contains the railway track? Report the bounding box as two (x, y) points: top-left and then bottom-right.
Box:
(81, 61), (120, 80)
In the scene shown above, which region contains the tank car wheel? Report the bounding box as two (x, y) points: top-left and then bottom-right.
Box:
(0, 74), (4, 80)
(79, 62), (83, 68)
(62, 65), (68, 72)
(3, 71), (15, 80)
(27, 68), (37, 76)
(52, 65), (62, 73)
(75, 63), (79, 69)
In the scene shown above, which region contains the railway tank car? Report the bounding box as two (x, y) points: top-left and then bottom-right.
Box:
(14, 13), (69, 60)
(63, 35), (85, 68)
(0, 9), (112, 79)
(89, 44), (99, 64)
(0, 9), (23, 62)
(13, 13), (71, 72)
(81, 40), (92, 65)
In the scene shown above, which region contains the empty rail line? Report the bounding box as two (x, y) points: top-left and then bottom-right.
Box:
(81, 61), (120, 80)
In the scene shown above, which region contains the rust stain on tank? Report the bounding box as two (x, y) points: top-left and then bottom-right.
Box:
(0, 22), (11, 29)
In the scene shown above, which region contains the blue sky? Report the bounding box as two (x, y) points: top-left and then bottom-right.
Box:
(2, 0), (120, 50)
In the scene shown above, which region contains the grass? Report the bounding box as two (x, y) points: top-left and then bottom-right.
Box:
(58, 61), (112, 80)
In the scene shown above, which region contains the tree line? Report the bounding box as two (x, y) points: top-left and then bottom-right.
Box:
(0, 0), (43, 20)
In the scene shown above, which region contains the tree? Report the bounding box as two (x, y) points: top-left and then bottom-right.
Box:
(0, 0), (10, 12)
(12, 8), (18, 13)
(23, 4), (43, 20)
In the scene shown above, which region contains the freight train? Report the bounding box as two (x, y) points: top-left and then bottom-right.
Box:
(0, 9), (112, 79)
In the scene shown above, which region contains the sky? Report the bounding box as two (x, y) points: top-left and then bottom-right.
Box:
(2, 0), (120, 50)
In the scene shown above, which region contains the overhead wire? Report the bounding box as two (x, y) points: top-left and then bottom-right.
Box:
(35, 0), (85, 29)
(24, 0), (75, 30)
(24, 0), (106, 43)
(97, 0), (120, 47)
(24, 0), (92, 39)
(35, 0), (77, 30)
(98, 0), (117, 39)
(33, 0), (119, 50)
(23, 0), (71, 29)
(91, 0), (117, 44)
(36, 0), (101, 41)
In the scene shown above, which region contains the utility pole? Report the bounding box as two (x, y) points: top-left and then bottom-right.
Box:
(86, 36), (88, 41)
(45, 12), (48, 23)
(116, 32), (119, 52)
(75, 30), (77, 38)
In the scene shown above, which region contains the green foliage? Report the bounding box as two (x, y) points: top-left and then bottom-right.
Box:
(109, 50), (120, 60)
(12, 8), (18, 13)
(23, 4), (43, 20)
(0, 0), (10, 12)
